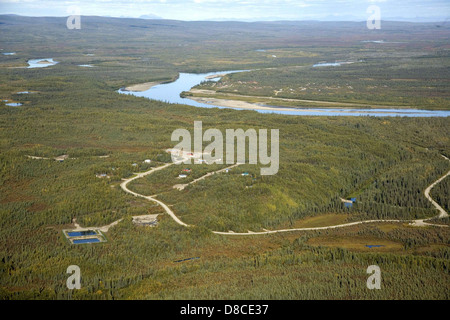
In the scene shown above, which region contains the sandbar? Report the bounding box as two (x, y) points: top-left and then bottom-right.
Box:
(124, 81), (162, 92)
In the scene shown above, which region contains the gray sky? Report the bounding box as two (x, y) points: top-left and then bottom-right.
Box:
(0, 0), (449, 21)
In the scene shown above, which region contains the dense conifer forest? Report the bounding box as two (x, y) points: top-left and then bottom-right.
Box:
(0, 16), (448, 300)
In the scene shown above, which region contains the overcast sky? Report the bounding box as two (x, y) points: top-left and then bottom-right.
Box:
(0, 0), (449, 21)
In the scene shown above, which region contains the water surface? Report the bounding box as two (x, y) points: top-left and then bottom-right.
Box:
(68, 231), (97, 237)
(27, 58), (58, 68)
(313, 62), (342, 67)
(73, 238), (101, 244)
(118, 71), (449, 117)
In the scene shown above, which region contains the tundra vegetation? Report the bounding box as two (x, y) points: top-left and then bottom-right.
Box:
(0, 16), (449, 300)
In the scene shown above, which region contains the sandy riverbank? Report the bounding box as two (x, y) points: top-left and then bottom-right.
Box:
(186, 96), (426, 115)
(124, 81), (162, 92)
(187, 96), (368, 114)
(186, 89), (431, 113)
(205, 73), (226, 80)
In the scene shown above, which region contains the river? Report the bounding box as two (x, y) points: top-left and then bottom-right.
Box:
(118, 71), (450, 117)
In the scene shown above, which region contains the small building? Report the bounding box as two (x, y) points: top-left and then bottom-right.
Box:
(179, 174), (187, 178)
(242, 172), (250, 176)
(144, 159), (152, 164)
(182, 168), (192, 173)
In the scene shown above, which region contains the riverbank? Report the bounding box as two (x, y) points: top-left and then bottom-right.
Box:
(119, 71), (450, 117)
(123, 81), (162, 92)
(186, 88), (439, 110)
(186, 95), (448, 116)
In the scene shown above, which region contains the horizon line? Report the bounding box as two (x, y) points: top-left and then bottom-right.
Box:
(0, 13), (448, 24)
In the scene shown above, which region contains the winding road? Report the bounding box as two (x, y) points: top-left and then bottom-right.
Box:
(118, 154), (449, 236)
(120, 162), (190, 227)
(173, 163), (242, 191)
(424, 155), (450, 219)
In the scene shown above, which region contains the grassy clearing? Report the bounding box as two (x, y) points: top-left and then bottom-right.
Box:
(307, 235), (404, 252)
(290, 213), (350, 228)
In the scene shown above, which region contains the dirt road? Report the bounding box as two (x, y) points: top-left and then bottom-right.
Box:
(174, 163), (242, 191)
(424, 155), (450, 219)
(120, 163), (191, 227)
(117, 155), (448, 236)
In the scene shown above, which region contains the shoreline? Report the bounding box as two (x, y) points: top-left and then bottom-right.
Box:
(185, 89), (450, 113)
(123, 81), (163, 92)
(186, 96), (439, 115)
(188, 89), (416, 110)
(118, 72), (449, 115)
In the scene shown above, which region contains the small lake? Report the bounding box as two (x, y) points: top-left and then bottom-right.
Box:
(118, 71), (450, 117)
(313, 62), (342, 67)
(27, 58), (58, 68)
(313, 61), (358, 68)
(361, 40), (405, 44)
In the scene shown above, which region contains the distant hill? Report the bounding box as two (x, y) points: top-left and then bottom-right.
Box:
(139, 14), (162, 20)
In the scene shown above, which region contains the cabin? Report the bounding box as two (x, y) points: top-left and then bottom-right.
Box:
(179, 174), (187, 178)
(182, 169), (192, 173)
(144, 159), (152, 164)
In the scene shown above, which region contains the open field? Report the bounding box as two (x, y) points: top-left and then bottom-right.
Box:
(307, 235), (404, 252)
(291, 214), (351, 229)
